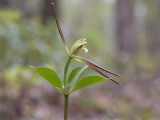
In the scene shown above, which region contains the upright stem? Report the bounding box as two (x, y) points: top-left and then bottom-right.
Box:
(64, 57), (72, 87)
(64, 95), (69, 120)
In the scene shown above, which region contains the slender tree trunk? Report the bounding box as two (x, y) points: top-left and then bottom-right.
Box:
(20, 0), (35, 18)
(115, 0), (136, 73)
(9, 0), (35, 18)
(115, 0), (136, 56)
(145, 0), (160, 76)
(0, 0), (9, 8)
(42, 0), (58, 24)
(156, 1), (160, 76)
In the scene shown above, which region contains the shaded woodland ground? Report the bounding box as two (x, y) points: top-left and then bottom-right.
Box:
(0, 0), (160, 120)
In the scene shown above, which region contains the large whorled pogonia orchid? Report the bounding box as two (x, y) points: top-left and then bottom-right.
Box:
(51, 3), (120, 85)
(32, 3), (121, 120)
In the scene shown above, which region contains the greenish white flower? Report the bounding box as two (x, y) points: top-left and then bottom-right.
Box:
(52, 3), (120, 85)
(70, 38), (88, 55)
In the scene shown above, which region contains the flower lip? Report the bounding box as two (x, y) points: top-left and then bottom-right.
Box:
(83, 48), (88, 53)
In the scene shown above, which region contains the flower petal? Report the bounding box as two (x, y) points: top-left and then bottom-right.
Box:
(70, 38), (87, 55)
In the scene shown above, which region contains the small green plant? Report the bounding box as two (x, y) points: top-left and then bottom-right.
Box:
(32, 3), (120, 120)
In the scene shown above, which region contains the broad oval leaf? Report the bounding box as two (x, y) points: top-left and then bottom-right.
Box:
(70, 76), (107, 93)
(68, 66), (88, 91)
(32, 66), (62, 88)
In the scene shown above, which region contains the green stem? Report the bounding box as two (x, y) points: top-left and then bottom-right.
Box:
(64, 56), (72, 87)
(64, 95), (69, 120)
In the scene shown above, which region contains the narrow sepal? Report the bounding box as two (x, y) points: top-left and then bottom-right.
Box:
(72, 56), (120, 85)
(51, 2), (69, 54)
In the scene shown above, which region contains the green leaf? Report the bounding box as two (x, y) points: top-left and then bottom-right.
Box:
(32, 66), (62, 88)
(68, 66), (88, 91)
(56, 85), (71, 95)
(70, 76), (107, 93)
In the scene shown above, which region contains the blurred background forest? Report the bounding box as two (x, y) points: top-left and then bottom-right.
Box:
(0, 0), (160, 120)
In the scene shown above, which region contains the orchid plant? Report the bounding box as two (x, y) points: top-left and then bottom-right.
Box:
(32, 3), (120, 120)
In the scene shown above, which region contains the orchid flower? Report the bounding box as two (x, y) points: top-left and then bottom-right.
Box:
(32, 3), (120, 120)
(51, 3), (120, 85)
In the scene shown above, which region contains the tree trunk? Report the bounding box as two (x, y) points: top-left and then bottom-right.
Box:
(9, 0), (35, 18)
(42, 0), (58, 24)
(115, 0), (136, 57)
(115, 0), (137, 73)
(145, 0), (160, 76)
(0, 0), (9, 8)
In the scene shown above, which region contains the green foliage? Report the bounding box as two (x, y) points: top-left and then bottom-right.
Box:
(68, 66), (88, 91)
(32, 66), (62, 88)
(70, 76), (107, 93)
(0, 10), (58, 67)
(3, 65), (40, 86)
(32, 65), (108, 95)
(0, 10), (21, 21)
